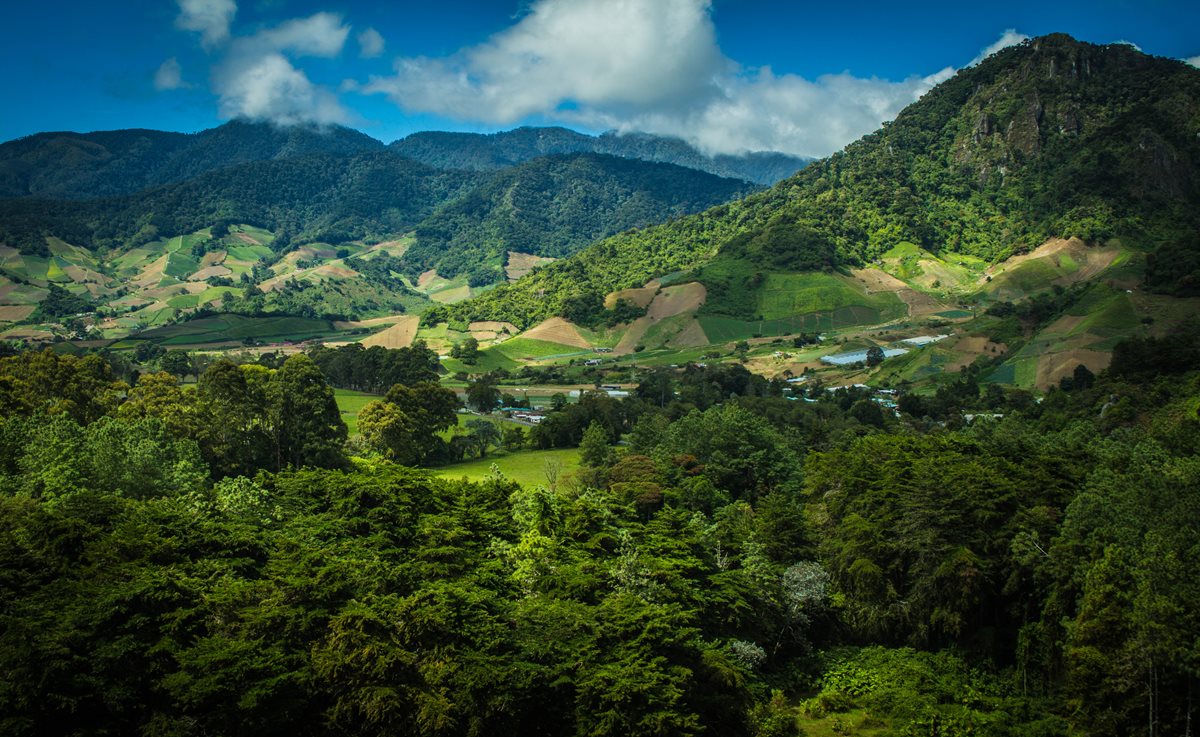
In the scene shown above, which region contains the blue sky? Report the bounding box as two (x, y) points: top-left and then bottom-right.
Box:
(2, 0), (1197, 157)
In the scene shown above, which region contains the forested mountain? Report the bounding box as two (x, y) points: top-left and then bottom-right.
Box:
(0, 151), (753, 283)
(0, 121), (385, 199)
(404, 153), (757, 282)
(392, 126), (811, 184)
(445, 34), (1200, 327)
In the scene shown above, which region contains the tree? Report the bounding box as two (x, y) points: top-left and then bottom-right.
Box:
(502, 425), (527, 452)
(271, 354), (346, 469)
(865, 346), (885, 367)
(466, 418), (500, 458)
(160, 350), (192, 379)
(451, 337), (480, 365)
(580, 420), (613, 468)
(466, 375), (501, 413)
(358, 400), (418, 463)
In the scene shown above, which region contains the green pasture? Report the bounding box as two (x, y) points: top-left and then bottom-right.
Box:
(432, 447), (582, 488)
(334, 389), (380, 436)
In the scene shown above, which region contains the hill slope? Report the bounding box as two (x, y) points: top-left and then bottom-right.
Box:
(392, 126), (810, 184)
(404, 154), (757, 283)
(443, 34), (1200, 328)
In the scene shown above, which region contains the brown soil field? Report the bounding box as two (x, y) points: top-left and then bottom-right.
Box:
(522, 317), (592, 348)
(944, 335), (1007, 372)
(359, 316), (420, 349)
(1036, 349), (1112, 390)
(333, 315), (409, 330)
(189, 265), (233, 281)
(1, 328), (53, 340)
(314, 264), (358, 279)
(417, 269), (441, 288)
(132, 255), (170, 289)
(232, 233), (262, 246)
(200, 250), (228, 267)
(614, 317), (652, 355)
(61, 265), (108, 285)
(506, 251), (556, 281)
(852, 267), (908, 292)
(647, 282), (706, 319)
(605, 286), (658, 309)
(0, 305), (35, 321)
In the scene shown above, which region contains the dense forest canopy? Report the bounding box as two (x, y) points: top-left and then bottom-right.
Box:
(0, 331), (1195, 735)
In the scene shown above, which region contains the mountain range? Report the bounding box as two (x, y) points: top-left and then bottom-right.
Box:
(0, 121), (805, 201)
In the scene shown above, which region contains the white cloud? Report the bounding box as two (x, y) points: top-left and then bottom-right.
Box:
(969, 29), (1031, 66)
(212, 12), (352, 125)
(367, 0), (726, 123)
(1186, 56), (1200, 68)
(176, 0), (237, 49)
(154, 57), (188, 91)
(254, 12), (350, 58)
(364, 0), (981, 158)
(358, 27), (384, 58)
(1114, 39), (1143, 52)
(214, 52), (348, 125)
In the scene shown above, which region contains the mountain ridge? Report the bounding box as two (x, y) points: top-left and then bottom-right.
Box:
(392, 126), (810, 184)
(439, 33), (1200, 328)
(0, 121), (807, 201)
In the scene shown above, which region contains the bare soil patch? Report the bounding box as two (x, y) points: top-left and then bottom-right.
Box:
(614, 317), (653, 355)
(1, 328), (53, 340)
(200, 250), (228, 267)
(506, 251), (556, 281)
(647, 282), (706, 320)
(314, 264), (358, 279)
(944, 335), (1007, 372)
(189, 265), (233, 282)
(133, 255), (169, 289)
(852, 268), (908, 292)
(333, 315), (409, 330)
(359, 316), (420, 349)
(0, 305), (35, 321)
(605, 286), (658, 309)
(1036, 349), (1112, 390)
(522, 317), (592, 349)
(417, 269), (441, 288)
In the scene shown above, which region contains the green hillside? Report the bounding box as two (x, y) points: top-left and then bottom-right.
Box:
(443, 35), (1200, 328)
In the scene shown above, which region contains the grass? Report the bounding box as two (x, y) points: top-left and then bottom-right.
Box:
(334, 389), (380, 436)
(432, 447), (582, 488)
(227, 245), (274, 262)
(759, 272), (901, 320)
(795, 708), (890, 737)
(164, 252), (200, 279)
